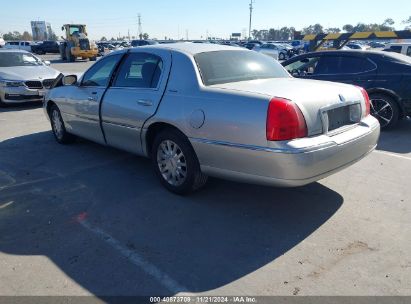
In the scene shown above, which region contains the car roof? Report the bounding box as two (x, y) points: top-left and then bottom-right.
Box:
(284, 49), (411, 64)
(388, 43), (411, 46)
(0, 49), (30, 53)
(140, 42), (246, 55)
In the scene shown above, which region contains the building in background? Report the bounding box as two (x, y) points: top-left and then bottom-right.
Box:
(31, 21), (53, 41)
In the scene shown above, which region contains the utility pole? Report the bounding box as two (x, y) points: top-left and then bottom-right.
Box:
(138, 14), (142, 40)
(248, 0), (255, 41)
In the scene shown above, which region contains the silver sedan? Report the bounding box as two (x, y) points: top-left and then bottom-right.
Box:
(0, 50), (60, 106)
(44, 43), (380, 194)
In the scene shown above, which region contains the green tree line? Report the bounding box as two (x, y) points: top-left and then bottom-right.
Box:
(251, 16), (411, 40)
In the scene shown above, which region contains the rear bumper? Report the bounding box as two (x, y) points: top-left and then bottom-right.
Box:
(192, 115), (380, 187)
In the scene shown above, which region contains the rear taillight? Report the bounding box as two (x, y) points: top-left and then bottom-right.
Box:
(358, 86), (371, 117)
(266, 97), (308, 141)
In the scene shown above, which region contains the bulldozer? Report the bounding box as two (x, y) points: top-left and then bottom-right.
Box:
(60, 24), (98, 62)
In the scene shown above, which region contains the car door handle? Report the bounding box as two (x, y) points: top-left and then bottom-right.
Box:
(136, 99), (153, 106)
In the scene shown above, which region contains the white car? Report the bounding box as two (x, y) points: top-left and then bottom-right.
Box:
(0, 50), (60, 106)
(384, 43), (411, 57)
(254, 43), (280, 60)
(4, 41), (34, 52)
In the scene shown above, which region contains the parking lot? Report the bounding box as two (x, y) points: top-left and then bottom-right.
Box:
(1, 55), (411, 298)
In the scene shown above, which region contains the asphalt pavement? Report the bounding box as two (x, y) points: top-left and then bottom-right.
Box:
(0, 55), (410, 298)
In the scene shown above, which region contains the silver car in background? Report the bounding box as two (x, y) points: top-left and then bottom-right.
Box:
(0, 50), (60, 106)
(44, 43), (380, 194)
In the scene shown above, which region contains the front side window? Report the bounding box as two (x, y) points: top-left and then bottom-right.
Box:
(389, 46), (402, 53)
(113, 53), (163, 88)
(82, 54), (122, 87)
(284, 57), (320, 75)
(195, 51), (290, 86)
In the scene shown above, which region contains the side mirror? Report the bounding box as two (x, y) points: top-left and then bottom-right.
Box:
(63, 75), (77, 86)
(44, 60), (51, 66)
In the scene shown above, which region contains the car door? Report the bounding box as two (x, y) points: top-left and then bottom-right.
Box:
(314, 55), (377, 88)
(101, 49), (171, 154)
(63, 53), (123, 144)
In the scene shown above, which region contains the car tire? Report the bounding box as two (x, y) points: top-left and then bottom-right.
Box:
(279, 53), (285, 60)
(151, 129), (208, 195)
(49, 104), (75, 144)
(0, 97), (7, 108)
(369, 93), (400, 129)
(90, 57), (97, 62)
(66, 46), (75, 62)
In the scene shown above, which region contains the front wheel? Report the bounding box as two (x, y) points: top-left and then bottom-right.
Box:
(151, 129), (208, 195)
(90, 56), (97, 61)
(369, 93), (399, 129)
(279, 52), (286, 60)
(49, 105), (75, 144)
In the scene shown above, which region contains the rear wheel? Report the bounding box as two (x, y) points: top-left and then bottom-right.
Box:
(90, 56), (97, 61)
(151, 129), (208, 195)
(279, 52), (286, 60)
(49, 105), (75, 144)
(369, 93), (399, 129)
(66, 46), (75, 62)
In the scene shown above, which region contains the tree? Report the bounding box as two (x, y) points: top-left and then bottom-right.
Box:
(302, 24), (323, 35)
(100, 36), (107, 41)
(21, 31), (32, 41)
(403, 16), (411, 29)
(142, 33), (149, 40)
(380, 18), (395, 31)
(325, 27), (341, 33)
(343, 24), (354, 32)
(48, 30), (58, 41)
(3, 31), (22, 41)
(252, 29), (259, 40)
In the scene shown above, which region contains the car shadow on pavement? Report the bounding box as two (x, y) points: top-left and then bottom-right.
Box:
(0, 131), (344, 296)
(0, 102), (43, 112)
(377, 118), (411, 154)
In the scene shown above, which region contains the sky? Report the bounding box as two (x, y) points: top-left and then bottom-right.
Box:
(0, 0), (410, 40)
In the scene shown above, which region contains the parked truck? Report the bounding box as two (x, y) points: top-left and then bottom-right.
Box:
(59, 24), (98, 62)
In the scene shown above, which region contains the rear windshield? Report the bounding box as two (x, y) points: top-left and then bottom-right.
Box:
(194, 50), (290, 86)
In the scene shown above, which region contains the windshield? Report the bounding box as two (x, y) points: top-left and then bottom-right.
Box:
(194, 50), (290, 86)
(0, 52), (43, 67)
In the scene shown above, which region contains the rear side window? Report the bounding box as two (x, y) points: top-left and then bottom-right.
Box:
(339, 57), (376, 73)
(407, 47), (411, 57)
(82, 54), (122, 87)
(113, 53), (162, 88)
(195, 50), (290, 86)
(315, 56), (375, 74)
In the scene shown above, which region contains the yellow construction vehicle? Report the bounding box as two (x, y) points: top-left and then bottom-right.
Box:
(60, 24), (98, 62)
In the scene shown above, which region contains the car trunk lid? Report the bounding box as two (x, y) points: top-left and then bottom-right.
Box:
(210, 78), (365, 136)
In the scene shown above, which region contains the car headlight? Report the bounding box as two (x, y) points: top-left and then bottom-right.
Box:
(0, 80), (25, 87)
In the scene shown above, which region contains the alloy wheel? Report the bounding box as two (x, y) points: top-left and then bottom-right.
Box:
(157, 140), (187, 186)
(52, 110), (63, 140)
(370, 98), (394, 128)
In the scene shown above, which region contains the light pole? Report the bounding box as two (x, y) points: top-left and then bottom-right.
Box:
(248, 0), (255, 41)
